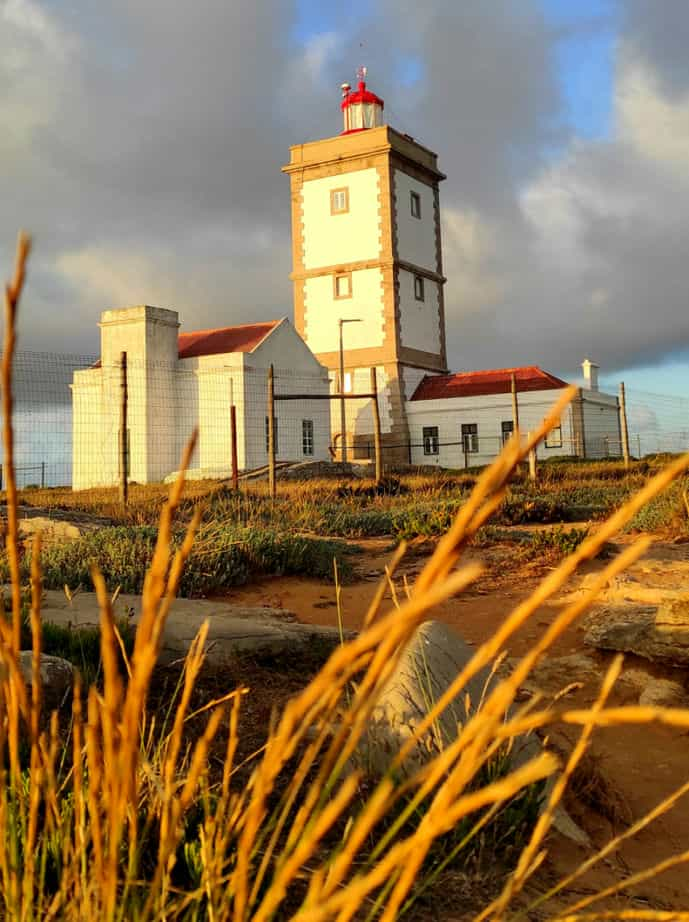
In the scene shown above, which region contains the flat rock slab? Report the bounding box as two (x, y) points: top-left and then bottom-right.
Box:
(585, 602), (689, 666)
(30, 590), (346, 665)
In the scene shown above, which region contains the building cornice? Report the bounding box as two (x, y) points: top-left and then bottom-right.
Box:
(290, 258), (446, 285)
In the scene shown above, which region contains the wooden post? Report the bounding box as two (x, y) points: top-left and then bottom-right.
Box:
(267, 364), (276, 499)
(527, 431), (537, 483)
(619, 382), (630, 469)
(230, 404), (239, 490)
(511, 372), (520, 435)
(119, 350), (128, 507)
(370, 367), (382, 485)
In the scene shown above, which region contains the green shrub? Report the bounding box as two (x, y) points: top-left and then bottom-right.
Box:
(3, 524), (357, 597)
(626, 481), (689, 534)
(525, 527), (589, 558)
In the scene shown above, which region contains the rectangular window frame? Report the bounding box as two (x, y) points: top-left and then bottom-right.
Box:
(461, 423), (479, 454)
(265, 415), (278, 454)
(414, 275), (425, 302)
(333, 271), (352, 300)
(423, 426), (439, 456)
(410, 190), (421, 219)
(545, 425), (563, 449)
(501, 420), (514, 445)
(330, 187), (349, 215)
(302, 419), (314, 456)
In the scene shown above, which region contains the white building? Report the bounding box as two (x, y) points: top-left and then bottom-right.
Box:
(72, 71), (622, 488)
(407, 363), (621, 469)
(71, 307), (331, 489)
(282, 71), (621, 466)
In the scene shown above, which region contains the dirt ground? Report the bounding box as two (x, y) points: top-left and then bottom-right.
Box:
(223, 535), (689, 916)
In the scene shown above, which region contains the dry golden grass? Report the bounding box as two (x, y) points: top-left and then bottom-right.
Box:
(2, 236), (689, 920)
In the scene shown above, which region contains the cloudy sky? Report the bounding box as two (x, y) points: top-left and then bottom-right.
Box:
(3, 0), (689, 392)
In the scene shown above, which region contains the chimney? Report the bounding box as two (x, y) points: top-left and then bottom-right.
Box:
(582, 358), (599, 392)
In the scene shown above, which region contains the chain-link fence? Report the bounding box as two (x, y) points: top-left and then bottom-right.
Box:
(1, 351), (688, 491)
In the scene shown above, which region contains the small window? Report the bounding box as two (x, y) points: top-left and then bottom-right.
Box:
(501, 420), (514, 445)
(414, 275), (425, 301)
(334, 273), (352, 299)
(302, 419), (314, 456)
(423, 426), (439, 456)
(265, 416), (278, 453)
(330, 187), (349, 215)
(410, 190), (421, 219)
(343, 372), (353, 394)
(461, 423), (479, 454)
(545, 425), (563, 449)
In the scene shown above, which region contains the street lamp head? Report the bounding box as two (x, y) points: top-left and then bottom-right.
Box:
(339, 317), (363, 325)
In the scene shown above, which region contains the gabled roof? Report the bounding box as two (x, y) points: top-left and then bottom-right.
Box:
(178, 320), (281, 358)
(411, 366), (568, 401)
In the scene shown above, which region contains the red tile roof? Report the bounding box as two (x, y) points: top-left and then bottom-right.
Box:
(411, 366), (568, 401)
(178, 320), (280, 358)
(91, 320), (281, 368)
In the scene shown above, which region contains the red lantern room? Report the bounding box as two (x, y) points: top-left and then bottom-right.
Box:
(341, 67), (384, 134)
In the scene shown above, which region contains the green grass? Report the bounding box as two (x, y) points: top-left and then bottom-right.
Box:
(2, 524), (358, 598)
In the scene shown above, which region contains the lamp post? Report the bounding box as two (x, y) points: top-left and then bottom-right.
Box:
(338, 318), (362, 467)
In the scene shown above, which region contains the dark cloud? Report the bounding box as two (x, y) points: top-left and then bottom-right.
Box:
(2, 0), (689, 382)
(623, 0), (689, 98)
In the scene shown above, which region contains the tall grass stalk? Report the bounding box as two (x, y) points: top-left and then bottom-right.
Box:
(3, 237), (689, 920)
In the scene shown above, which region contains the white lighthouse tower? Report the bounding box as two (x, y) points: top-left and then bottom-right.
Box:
(282, 69), (448, 458)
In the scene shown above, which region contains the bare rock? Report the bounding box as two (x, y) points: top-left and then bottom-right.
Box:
(584, 603), (689, 666)
(638, 678), (688, 708)
(18, 652), (74, 710)
(578, 573), (687, 606)
(522, 654), (600, 696)
(362, 621), (589, 846)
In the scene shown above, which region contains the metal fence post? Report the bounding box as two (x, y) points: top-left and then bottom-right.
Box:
(511, 372), (520, 434)
(528, 431), (537, 483)
(230, 404), (239, 490)
(370, 367), (382, 485)
(619, 381), (631, 468)
(119, 350), (128, 507)
(267, 364), (276, 499)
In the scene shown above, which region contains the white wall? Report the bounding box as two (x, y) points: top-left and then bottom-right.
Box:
(73, 317), (333, 487)
(403, 367), (431, 402)
(304, 268), (385, 354)
(301, 168), (382, 269)
(328, 365), (393, 446)
(398, 269), (441, 355)
(243, 364), (331, 471)
(581, 390), (621, 458)
(406, 390), (576, 468)
(393, 169), (437, 269)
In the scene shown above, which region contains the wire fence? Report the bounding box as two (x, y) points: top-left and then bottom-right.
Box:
(0, 351), (688, 491)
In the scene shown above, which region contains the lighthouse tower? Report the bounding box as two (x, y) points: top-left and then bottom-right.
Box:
(282, 69), (448, 458)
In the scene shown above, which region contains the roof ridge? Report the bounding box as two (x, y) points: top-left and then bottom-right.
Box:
(179, 319), (280, 338)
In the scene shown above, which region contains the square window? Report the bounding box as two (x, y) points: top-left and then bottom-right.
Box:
(501, 420), (514, 445)
(461, 423), (479, 454)
(410, 190), (421, 219)
(302, 419), (314, 456)
(330, 187), (349, 214)
(423, 426), (439, 455)
(545, 425), (563, 449)
(334, 273), (352, 299)
(414, 275), (425, 301)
